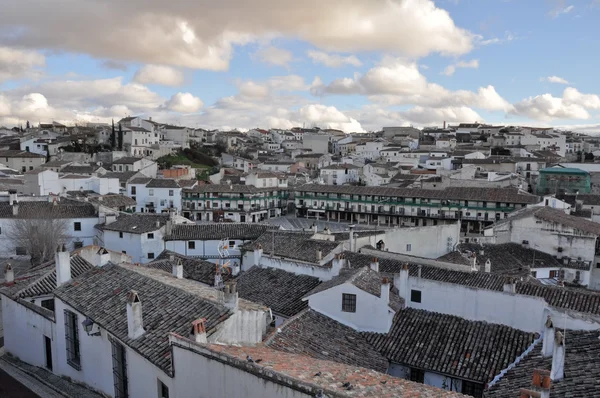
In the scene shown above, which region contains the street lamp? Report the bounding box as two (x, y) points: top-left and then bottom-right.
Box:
(82, 317), (101, 337)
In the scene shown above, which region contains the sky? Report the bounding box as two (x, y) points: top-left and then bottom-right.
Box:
(1, 0), (600, 133)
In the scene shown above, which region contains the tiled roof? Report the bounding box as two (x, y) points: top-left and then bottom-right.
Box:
(128, 177), (152, 185)
(148, 250), (234, 286)
(146, 179), (180, 188)
(206, 344), (464, 397)
(87, 194), (137, 208)
(249, 230), (342, 264)
(0, 201), (97, 219)
(177, 180), (198, 188)
(344, 251), (600, 317)
(165, 223), (276, 241)
(266, 309), (388, 372)
(183, 184), (286, 194)
(305, 266), (383, 298)
(498, 206), (600, 236)
(112, 157), (143, 165)
(54, 263), (233, 374)
(99, 214), (168, 234)
(486, 329), (600, 397)
(60, 165), (98, 174)
(365, 308), (536, 384)
(296, 184), (539, 204)
(0, 150), (45, 158)
(236, 266), (321, 317)
(102, 171), (141, 184)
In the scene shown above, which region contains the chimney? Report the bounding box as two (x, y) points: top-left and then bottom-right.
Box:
(105, 213), (117, 225)
(316, 249), (322, 262)
(551, 331), (565, 381)
(165, 219), (173, 236)
(370, 257), (379, 272)
(12, 202), (18, 216)
(254, 243), (263, 266)
(4, 263), (14, 284)
(348, 225), (356, 252)
(126, 290), (145, 339)
(191, 318), (207, 344)
(542, 315), (555, 357)
(503, 277), (516, 294)
(484, 259), (491, 273)
(55, 244), (71, 287)
(471, 253), (478, 271)
(97, 247), (110, 266)
(331, 253), (346, 276)
(443, 121), (446, 129)
(8, 189), (17, 206)
(381, 277), (390, 305)
(172, 258), (183, 279)
(522, 240), (530, 249)
(223, 281), (238, 311)
(394, 264), (410, 302)
(155, 220), (161, 228)
(520, 369), (551, 398)
(312, 223), (318, 234)
(169, 254), (175, 261)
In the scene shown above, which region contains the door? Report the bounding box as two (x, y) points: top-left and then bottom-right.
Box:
(44, 336), (52, 371)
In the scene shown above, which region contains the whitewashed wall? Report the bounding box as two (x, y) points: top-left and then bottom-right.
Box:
(102, 228), (165, 264)
(382, 224), (460, 258)
(165, 239), (245, 258)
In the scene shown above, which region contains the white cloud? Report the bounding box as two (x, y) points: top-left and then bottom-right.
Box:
(442, 59), (479, 76)
(307, 50), (362, 68)
(543, 75), (569, 84)
(0, 46), (45, 83)
(133, 65), (184, 86)
(0, 0), (473, 70)
(164, 92), (203, 113)
(548, 4), (574, 18)
(254, 46), (293, 67)
(236, 75), (308, 99)
(299, 104), (363, 132)
(512, 87), (600, 121)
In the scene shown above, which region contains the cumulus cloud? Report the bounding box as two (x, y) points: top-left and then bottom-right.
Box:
(442, 59), (479, 76)
(299, 104), (363, 131)
(512, 87), (600, 121)
(542, 75), (569, 84)
(307, 50), (362, 68)
(254, 46), (294, 67)
(0, 46), (45, 83)
(133, 65), (184, 86)
(236, 75), (308, 99)
(164, 92), (203, 112)
(0, 0), (473, 70)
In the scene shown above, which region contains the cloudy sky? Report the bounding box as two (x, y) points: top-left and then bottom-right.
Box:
(1, 0), (600, 132)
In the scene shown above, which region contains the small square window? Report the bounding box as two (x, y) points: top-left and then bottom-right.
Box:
(342, 293), (356, 312)
(41, 298), (55, 312)
(149, 189), (154, 196)
(148, 252), (155, 259)
(169, 190), (174, 197)
(122, 250), (127, 254)
(406, 244), (412, 252)
(16, 246), (26, 255)
(188, 241), (196, 250)
(147, 233), (154, 239)
(119, 232), (123, 238)
(410, 289), (422, 303)
(229, 240), (235, 247)
(158, 380), (169, 398)
(74, 222), (81, 231)
(73, 241), (83, 249)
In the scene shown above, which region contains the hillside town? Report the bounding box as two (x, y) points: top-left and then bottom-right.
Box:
(0, 117), (599, 397)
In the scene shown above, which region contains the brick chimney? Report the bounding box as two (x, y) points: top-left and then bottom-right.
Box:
(172, 258), (183, 279)
(126, 290), (145, 339)
(55, 244), (71, 287)
(370, 257), (379, 272)
(4, 263), (14, 284)
(348, 224), (356, 252)
(520, 369), (551, 398)
(253, 243), (263, 266)
(191, 318), (207, 344)
(551, 331), (565, 381)
(542, 315), (555, 357)
(223, 281), (238, 311)
(484, 259), (491, 273)
(97, 247), (110, 266)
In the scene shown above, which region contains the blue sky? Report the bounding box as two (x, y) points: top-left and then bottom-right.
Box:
(1, 0), (599, 132)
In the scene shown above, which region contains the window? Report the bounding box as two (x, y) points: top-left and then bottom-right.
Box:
(168, 190), (174, 197)
(410, 289), (422, 303)
(74, 222), (81, 231)
(149, 189), (154, 196)
(549, 270), (559, 279)
(158, 380), (170, 398)
(111, 337), (129, 398)
(122, 250), (127, 254)
(229, 240), (235, 247)
(406, 244), (412, 252)
(15, 247), (26, 255)
(531, 271), (537, 278)
(341, 293), (356, 312)
(188, 241), (196, 250)
(147, 233), (154, 239)
(41, 299), (55, 312)
(119, 232), (124, 239)
(148, 252), (155, 259)
(64, 310), (81, 370)
(73, 241), (83, 249)
(462, 381), (484, 397)
(410, 368), (425, 383)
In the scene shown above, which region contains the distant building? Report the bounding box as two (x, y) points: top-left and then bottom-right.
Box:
(536, 167), (591, 195)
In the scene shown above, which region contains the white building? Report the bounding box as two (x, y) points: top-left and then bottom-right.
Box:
(126, 178), (182, 213)
(320, 164), (360, 185)
(23, 169), (120, 196)
(0, 150), (47, 173)
(302, 133), (330, 154)
(111, 157), (158, 177)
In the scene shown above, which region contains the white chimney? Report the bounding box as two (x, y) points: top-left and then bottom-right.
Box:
(55, 244), (71, 287)
(484, 259), (491, 273)
(370, 257), (379, 272)
(417, 264), (422, 279)
(348, 225), (356, 252)
(12, 202), (18, 216)
(394, 264), (410, 302)
(126, 290), (145, 339)
(316, 249), (322, 262)
(503, 278), (516, 294)
(471, 254), (478, 271)
(191, 318), (207, 344)
(4, 263), (14, 283)
(381, 277), (390, 305)
(542, 315), (555, 358)
(312, 223), (318, 234)
(253, 244), (263, 266)
(331, 253), (346, 276)
(223, 281), (238, 311)
(173, 258), (183, 279)
(97, 247), (110, 266)
(8, 190), (17, 206)
(551, 331), (565, 381)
